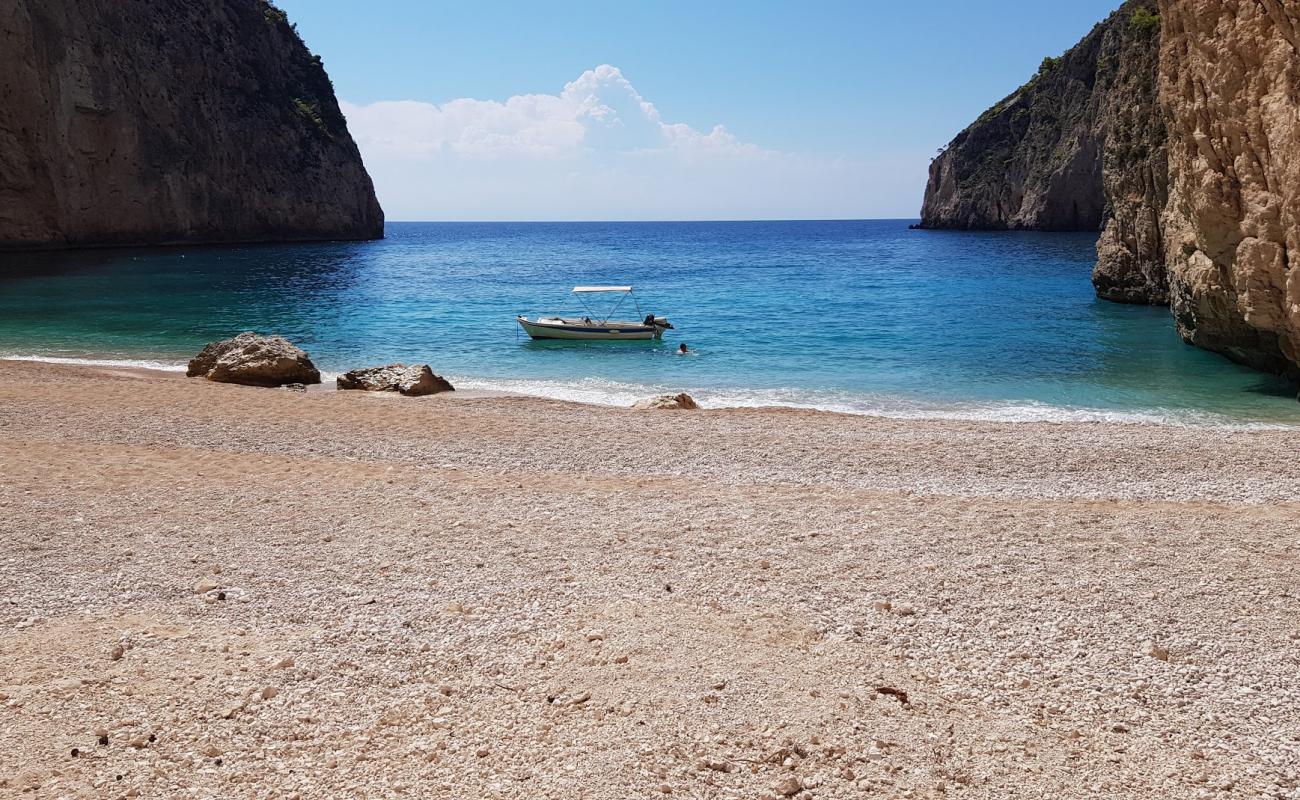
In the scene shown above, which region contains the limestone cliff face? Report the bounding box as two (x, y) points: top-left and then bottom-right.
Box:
(919, 1), (1168, 305)
(918, 37), (1106, 232)
(919, 1), (1162, 239)
(921, 0), (1300, 381)
(1092, 6), (1168, 305)
(0, 0), (383, 250)
(1157, 0), (1300, 378)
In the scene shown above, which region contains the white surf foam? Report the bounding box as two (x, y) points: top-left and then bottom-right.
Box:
(4, 353), (1290, 429)
(448, 374), (1296, 429)
(1, 353), (188, 372)
(3, 353), (346, 381)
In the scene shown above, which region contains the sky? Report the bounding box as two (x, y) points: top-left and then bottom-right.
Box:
(275, 1), (1124, 221)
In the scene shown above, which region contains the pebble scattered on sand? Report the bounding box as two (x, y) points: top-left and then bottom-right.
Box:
(2, 360), (1299, 798)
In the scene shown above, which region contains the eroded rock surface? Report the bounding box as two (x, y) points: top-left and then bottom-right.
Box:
(187, 332), (321, 387)
(0, 0), (383, 250)
(918, 1), (1162, 238)
(919, 2), (1169, 305)
(1157, 0), (1300, 378)
(921, 0), (1300, 382)
(1092, 5), (1168, 304)
(336, 364), (454, 396)
(633, 393), (699, 411)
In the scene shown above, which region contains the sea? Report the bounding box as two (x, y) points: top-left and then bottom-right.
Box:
(2, 220), (1297, 426)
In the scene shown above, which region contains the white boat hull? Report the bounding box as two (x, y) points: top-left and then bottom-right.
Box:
(517, 316), (664, 340)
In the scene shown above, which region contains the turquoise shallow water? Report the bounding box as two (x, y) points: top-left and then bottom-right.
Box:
(1, 220), (1297, 425)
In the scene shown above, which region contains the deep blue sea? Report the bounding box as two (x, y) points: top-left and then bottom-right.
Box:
(2, 220), (1297, 425)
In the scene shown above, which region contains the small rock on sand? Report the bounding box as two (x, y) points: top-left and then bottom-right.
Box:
(632, 393), (699, 410)
(1147, 642), (1170, 661)
(336, 364), (454, 396)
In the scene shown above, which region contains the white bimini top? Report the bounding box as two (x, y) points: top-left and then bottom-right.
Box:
(572, 285), (633, 293)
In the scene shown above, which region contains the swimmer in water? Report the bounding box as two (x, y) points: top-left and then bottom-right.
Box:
(678, 342), (689, 354)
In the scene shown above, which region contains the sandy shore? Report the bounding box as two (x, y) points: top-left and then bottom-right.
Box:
(1, 359), (1298, 798)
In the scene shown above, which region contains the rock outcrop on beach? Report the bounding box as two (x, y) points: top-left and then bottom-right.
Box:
(187, 332), (321, 387)
(1158, 0), (1300, 379)
(0, 0), (383, 250)
(337, 364), (454, 396)
(922, 0), (1300, 380)
(632, 393), (699, 410)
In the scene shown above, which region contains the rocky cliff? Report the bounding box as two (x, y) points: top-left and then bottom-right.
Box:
(0, 0), (383, 250)
(1091, 5), (1168, 304)
(918, 1), (1162, 239)
(919, 1), (1168, 304)
(921, 0), (1300, 382)
(1158, 0), (1300, 379)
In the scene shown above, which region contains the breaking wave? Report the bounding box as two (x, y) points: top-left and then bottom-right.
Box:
(448, 374), (1295, 429)
(3, 353), (1292, 429)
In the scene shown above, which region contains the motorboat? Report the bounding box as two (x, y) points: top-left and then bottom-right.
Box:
(516, 286), (673, 340)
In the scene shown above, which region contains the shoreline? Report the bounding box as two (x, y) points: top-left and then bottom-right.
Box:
(3, 354), (1295, 430)
(2, 357), (1299, 798)
(3, 357), (1299, 503)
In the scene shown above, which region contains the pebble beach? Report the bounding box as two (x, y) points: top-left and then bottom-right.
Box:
(2, 358), (1299, 798)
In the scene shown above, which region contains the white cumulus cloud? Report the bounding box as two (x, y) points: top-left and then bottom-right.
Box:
(342, 65), (763, 160)
(340, 65), (906, 220)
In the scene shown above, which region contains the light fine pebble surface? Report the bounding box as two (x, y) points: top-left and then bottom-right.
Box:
(1, 360), (1299, 798)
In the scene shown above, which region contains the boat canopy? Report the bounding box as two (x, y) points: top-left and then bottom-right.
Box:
(572, 285), (632, 293)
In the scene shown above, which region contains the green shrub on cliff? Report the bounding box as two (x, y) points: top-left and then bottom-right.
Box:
(1130, 7), (1159, 33)
(975, 99), (1009, 126)
(263, 2), (288, 26)
(292, 98), (329, 136)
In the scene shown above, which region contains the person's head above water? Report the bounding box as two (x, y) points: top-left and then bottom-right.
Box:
(678, 342), (689, 353)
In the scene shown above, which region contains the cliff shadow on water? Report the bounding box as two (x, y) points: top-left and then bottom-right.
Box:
(0, 238), (379, 360)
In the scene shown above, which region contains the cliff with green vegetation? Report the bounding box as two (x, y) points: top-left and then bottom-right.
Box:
(922, 0), (1300, 383)
(0, 0), (383, 250)
(919, 1), (1167, 304)
(1091, 4), (1167, 305)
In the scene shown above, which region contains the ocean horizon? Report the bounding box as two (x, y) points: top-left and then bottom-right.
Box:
(2, 219), (1297, 426)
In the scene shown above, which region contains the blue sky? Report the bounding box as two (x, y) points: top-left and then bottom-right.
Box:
(276, 1), (1124, 221)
